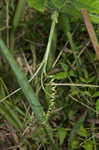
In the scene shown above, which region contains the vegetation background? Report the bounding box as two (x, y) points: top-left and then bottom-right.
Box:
(0, 0), (99, 149)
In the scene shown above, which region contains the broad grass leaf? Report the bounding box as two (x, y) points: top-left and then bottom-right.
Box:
(57, 127), (67, 145)
(59, 0), (99, 23)
(79, 0), (99, 13)
(89, 14), (99, 24)
(72, 0), (93, 11)
(70, 0), (99, 23)
(80, 0), (93, 2)
(91, 1), (99, 13)
(28, 0), (46, 12)
(62, 4), (81, 19)
(52, 0), (65, 9)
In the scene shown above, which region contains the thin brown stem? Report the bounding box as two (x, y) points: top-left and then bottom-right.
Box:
(81, 9), (99, 58)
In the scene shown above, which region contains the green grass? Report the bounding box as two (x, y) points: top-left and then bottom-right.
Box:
(0, 1), (99, 149)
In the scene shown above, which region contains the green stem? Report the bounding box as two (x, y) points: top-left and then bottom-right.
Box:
(29, 11), (59, 81)
(43, 11), (58, 73)
(10, 0), (26, 51)
(13, 0), (26, 29)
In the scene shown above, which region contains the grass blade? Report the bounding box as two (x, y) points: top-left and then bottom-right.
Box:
(13, 0), (27, 29)
(0, 39), (45, 122)
(10, 0), (26, 50)
(0, 39), (56, 146)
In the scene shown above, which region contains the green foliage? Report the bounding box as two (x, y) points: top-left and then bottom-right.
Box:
(0, 40), (56, 145)
(13, 0), (27, 29)
(73, 0), (99, 14)
(52, 0), (65, 9)
(10, 0), (27, 50)
(93, 92), (99, 98)
(96, 100), (99, 112)
(78, 125), (88, 138)
(27, 0), (99, 23)
(69, 112), (87, 150)
(0, 0), (99, 149)
(0, 39), (45, 123)
(0, 78), (23, 132)
(72, 139), (79, 149)
(82, 140), (93, 150)
(28, 0), (47, 12)
(0, 103), (23, 132)
(54, 72), (68, 80)
(57, 127), (67, 145)
(66, 0), (99, 23)
(0, 10), (59, 147)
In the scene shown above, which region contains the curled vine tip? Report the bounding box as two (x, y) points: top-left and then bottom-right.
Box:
(51, 11), (59, 23)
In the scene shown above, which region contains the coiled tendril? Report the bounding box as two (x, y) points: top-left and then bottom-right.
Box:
(45, 78), (56, 121)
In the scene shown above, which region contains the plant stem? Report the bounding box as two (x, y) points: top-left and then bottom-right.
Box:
(10, 0), (26, 51)
(42, 11), (59, 74)
(81, 9), (99, 58)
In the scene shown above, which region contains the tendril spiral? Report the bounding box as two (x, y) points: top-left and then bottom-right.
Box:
(46, 78), (56, 121)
